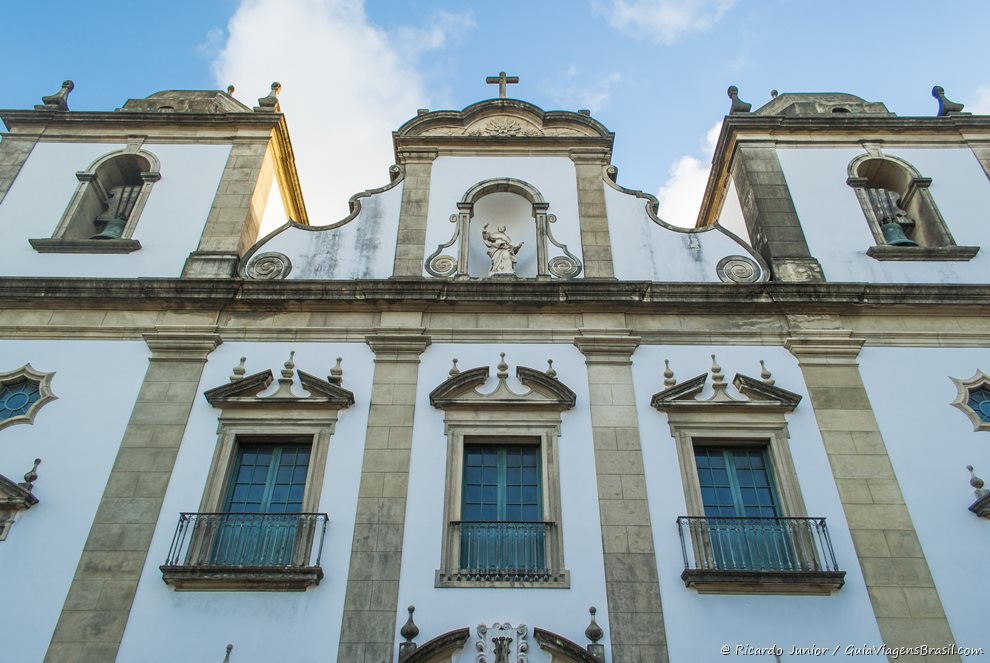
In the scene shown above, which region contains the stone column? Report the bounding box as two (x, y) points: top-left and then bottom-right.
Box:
(183, 137), (277, 278)
(392, 149), (437, 277)
(731, 144), (824, 282)
(786, 332), (959, 661)
(337, 326), (431, 663)
(0, 134), (39, 206)
(44, 328), (221, 663)
(570, 149), (615, 279)
(573, 331), (669, 663)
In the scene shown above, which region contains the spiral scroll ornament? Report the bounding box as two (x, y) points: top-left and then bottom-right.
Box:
(716, 255), (761, 283)
(245, 252), (292, 280)
(428, 254), (458, 277)
(548, 255), (580, 279)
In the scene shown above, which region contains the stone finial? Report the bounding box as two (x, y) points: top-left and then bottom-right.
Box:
(663, 359), (676, 387)
(230, 357), (247, 382)
(759, 360), (775, 386)
(448, 358), (461, 378)
(727, 85), (752, 114)
(546, 359), (557, 378)
(770, 89), (779, 99)
(227, 85), (236, 95)
(417, 108), (429, 116)
(497, 353), (509, 379)
(398, 606), (419, 661)
(329, 357), (344, 385)
(256, 82), (282, 111)
(932, 85), (965, 116)
(270, 351), (299, 398)
(967, 465), (989, 498)
(585, 606), (605, 661)
(401, 605), (419, 642)
(710, 354), (724, 386)
(19, 458), (41, 491)
(967, 465), (990, 519)
(36, 80), (74, 111)
(584, 606), (603, 643)
(222, 643), (233, 663)
(282, 351), (295, 379)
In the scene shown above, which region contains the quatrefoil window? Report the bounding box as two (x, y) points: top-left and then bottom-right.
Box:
(950, 370), (990, 432)
(0, 365), (57, 431)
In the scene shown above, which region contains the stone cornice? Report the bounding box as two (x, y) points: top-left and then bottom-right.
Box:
(2, 278), (990, 314)
(0, 109), (286, 133)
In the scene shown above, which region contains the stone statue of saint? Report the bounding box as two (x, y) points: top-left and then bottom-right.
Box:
(482, 224), (523, 276)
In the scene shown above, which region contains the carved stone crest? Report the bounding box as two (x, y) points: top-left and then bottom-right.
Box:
(476, 623), (528, 663)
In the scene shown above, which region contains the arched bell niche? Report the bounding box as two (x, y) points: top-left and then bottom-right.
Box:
(426, 177), (582, 279)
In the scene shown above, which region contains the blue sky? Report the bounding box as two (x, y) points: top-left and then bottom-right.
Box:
(3, 0), (989, 226)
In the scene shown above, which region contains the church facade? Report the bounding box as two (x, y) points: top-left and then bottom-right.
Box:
(0, 77), (988, 663)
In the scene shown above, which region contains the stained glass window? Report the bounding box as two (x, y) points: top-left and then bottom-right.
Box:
(0, 380), (41, 422)
(966, 388), (990, 423)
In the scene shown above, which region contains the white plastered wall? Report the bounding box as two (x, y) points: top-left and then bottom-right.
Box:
(116, 342), (374, 663)
(633, 345), (886, 661)
(605, 184), (758, 282)
(778, 146), (990, 283)
(249, 178), (403, 279)
(422, 157), (584, 279)
(398, 343), (609, 663)
(0, 141), (230, 277)
(0, 339), (148, 663)
(859, 347), (990, 660)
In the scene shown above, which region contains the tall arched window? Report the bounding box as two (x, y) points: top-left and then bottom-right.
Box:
(31, 149), (160, 253)
(847, 154), (976, 260)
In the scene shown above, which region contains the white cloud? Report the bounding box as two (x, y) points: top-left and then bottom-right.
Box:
(656, 120), (722, 228)
(548, 69), (621, 113)
(970, 85), (990, 115)
(212, 0), (473, 223)
(197, 27), (225, 59)
(596, 0), (738, 44)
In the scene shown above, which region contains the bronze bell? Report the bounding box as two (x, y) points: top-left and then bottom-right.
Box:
(91, 217), (127, 240)
(880, 221), (917, 247)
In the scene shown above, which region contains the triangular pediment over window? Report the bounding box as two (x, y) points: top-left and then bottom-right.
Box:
(429, 355), (576, 412)
(651, 356), (801, 413)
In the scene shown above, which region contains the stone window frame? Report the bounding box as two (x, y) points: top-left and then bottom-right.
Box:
(0, 363), (57, 432)
(430, 358), (576, 588)
(652, 362), (845, 594)
(160, 356), (354, 591)
(950, 369), (990, 432)
(29, 147), (161, 254)
(846, 152), (978, 261)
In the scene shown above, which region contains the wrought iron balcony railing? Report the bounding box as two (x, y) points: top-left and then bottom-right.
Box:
(160, 512), (329, 591)
(440, 521), (563, 583)
(676, 516), (845, 593)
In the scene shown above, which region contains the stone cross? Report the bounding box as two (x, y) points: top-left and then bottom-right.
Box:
(485, 71), (519, 99)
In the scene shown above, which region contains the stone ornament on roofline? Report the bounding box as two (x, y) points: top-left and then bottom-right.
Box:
(0, 458), (41, 541)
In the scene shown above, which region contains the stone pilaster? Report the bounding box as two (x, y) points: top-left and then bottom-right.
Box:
(573, 331), (668, 663)
(44, 328), (221, 663)
(786, 331), (959, 662)
(571, 150), (614, 279)
(392, 149), (437, 277)
(969, 143), (990, 183)
(731, 144), (824, 282)
(183, 138), (276, 278)
(337, 327), (431, 663)
(0, 135), (39, 207)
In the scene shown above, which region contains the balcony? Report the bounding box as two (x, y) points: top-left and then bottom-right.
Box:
(160, 512), (328, 591)
(436, 521), (568, 588)
(677, 516), (846, 595)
